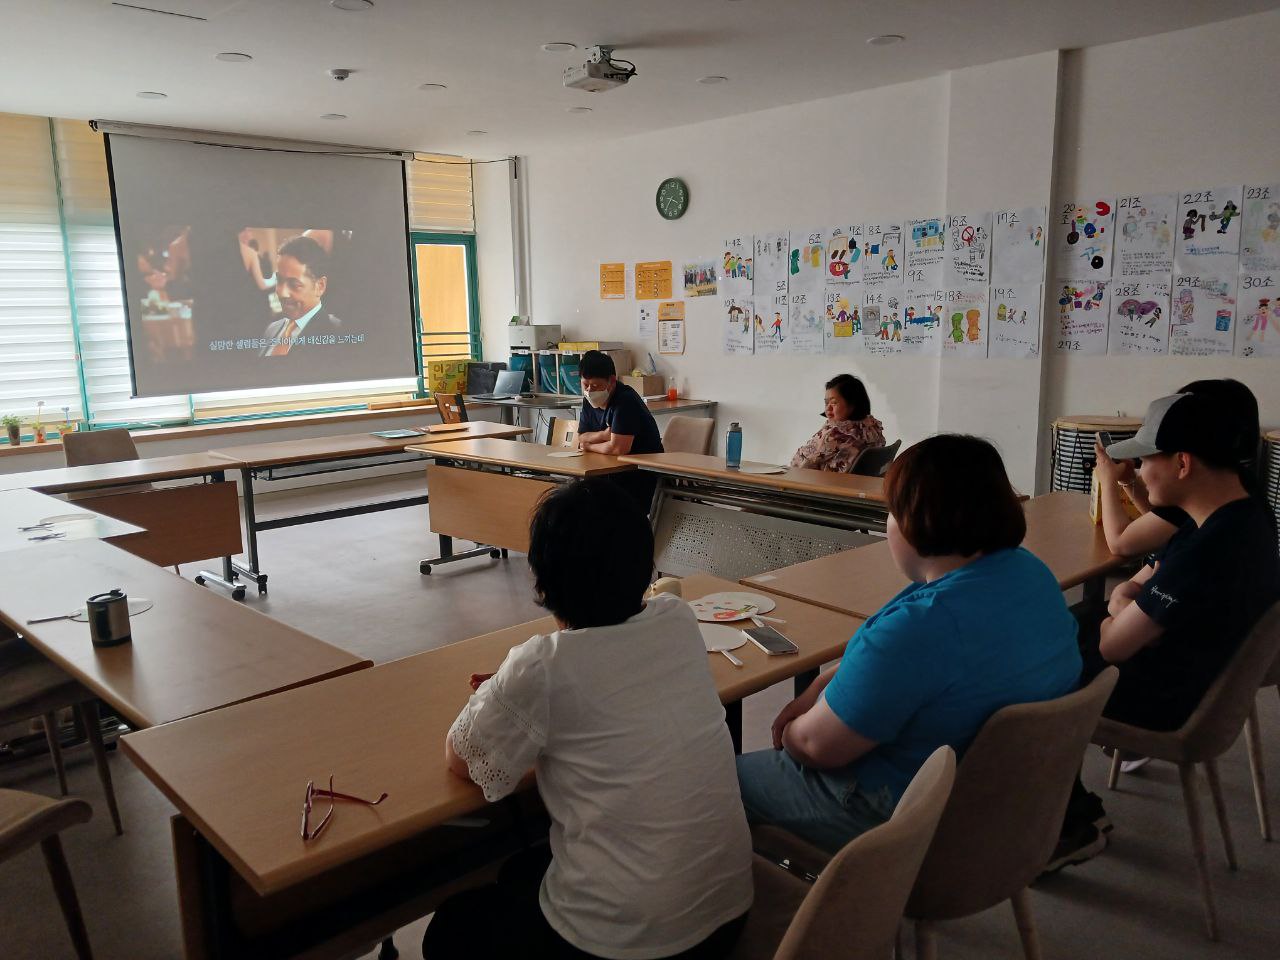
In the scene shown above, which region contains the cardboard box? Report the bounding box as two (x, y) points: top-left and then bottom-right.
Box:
(623, 374), (666, 397)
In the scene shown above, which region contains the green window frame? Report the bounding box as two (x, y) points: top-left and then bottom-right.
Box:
(410, 231), (482, 396)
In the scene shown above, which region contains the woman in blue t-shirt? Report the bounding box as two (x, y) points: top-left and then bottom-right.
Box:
(736, 434), (1082, 853)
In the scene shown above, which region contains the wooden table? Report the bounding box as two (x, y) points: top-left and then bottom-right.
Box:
(474, 395), (716, 440)
(205, 422), (532, 596)
(0, 453), (245, 595)
(0, 539), (369, 730)
(410, 437), (633, 572)
(742, 492), (1127, 619)
(0, 488), (144, 554)
(616, 452), (888, 581)
(120, 572), (861, 958)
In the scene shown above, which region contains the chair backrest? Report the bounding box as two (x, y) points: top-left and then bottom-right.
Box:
(434, 394), (466, 425)
(1180, 601), (1280, 760)
(662, 415), (715, 455)
(0, 789), (92, 860)
(62, 428), (139, 467)
(850, 438), (901, 477)
(905, 667), (1118, 922)
(549, 418), (578, 449)
(768, 747), (955, 960)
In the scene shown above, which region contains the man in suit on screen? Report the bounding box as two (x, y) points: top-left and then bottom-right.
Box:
(260, 234), (342, 357)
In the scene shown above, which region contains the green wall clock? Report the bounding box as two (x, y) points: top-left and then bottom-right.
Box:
(656, 177), (689, 220)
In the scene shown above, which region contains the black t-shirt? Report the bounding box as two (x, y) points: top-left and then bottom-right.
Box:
(579, 383), (664, 510)
(1126, 497), (1280, 723)
(1150, 504), (1190, 528)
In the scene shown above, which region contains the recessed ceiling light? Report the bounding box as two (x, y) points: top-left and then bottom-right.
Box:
(567, 106), (592, 113)
(321, 113), (347, 120)
(331, 0), (373, 10)
(215, 52), (252, 63)
(696, 75), (728, 85)
(418, 82), (448, 91)
(867, 34), (905, 46)
(136, 91), (168, 99)
(541, 42), (577, 53)
(467, 130), (488, 136)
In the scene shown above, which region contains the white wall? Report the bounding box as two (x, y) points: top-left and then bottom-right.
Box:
(471, 9), (1280, 491)
(474, 159), (516, 358)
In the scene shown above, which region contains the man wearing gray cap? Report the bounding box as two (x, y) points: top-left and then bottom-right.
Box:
(1048, 390), (1279, 871)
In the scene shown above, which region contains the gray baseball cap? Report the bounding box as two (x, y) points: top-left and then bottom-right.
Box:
(1105, 392), (1235, 464)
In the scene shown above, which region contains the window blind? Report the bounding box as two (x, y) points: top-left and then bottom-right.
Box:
(407, 155), (475, 232)
(0, 113), (84, 425)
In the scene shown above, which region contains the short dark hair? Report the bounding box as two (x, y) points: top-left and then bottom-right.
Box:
(580, 350), (616, 379)
(825, 374), (871, 420)
(885, 434), (1025, 557)
(527, 478), (654, 629)
(1176, 378), (1261, 469)
(278, 235), (330, 281)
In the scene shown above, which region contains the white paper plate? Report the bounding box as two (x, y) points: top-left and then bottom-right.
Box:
(690, 592), (777, 622)
(737, 464), (786, 475)
(699, 624), (746, 652)
(69, 598), (154, 622)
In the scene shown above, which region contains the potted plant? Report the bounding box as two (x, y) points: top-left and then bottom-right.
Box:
(2, 415), (20, 446)
(33, 400), (46, 443)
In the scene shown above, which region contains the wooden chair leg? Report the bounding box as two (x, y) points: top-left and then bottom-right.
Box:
(41, 835), (94, 960)
(915, 920), (938, 960)
(1204, 759), (1237, 871)
(42, 711), (69, 796)
(1245, 704), (1273, 841)
(1107, 749), (1122, 790)
(1178, 763), (1219, 941)
(1009, 889), (1043, 960)
(77, 702), (122, 836)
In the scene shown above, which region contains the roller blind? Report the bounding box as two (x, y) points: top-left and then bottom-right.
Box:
(407, 154), (475, 232)
(0, 113), (84, 424)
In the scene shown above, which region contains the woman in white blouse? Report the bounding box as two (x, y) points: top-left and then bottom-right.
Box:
(425, 479), (752, 960)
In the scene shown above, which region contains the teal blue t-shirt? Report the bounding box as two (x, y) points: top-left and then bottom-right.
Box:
(823, 547), (1081, 801)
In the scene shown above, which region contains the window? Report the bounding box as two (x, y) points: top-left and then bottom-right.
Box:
(0, 112), (484, 437)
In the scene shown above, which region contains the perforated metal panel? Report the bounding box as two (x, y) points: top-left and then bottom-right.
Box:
(1266, 435), (1279, 555)
(654, 499), (879, 579)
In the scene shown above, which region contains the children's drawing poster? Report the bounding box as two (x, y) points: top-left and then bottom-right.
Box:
(1175, 185), (1243, 275)
(942, 287), (989, 358)
(789, 291), (825, 355)
(901, 288), (944, 357)
(683, 260), (718, 298)
(1053, 199), (1114, 279)
(945, 211), (991, 287)
(905, 216), (945, 287)
(1236, 274), (1280, 358)
(720, 237), (754, 298)
(1053, 280), (1111, 356)
(862, 220), (904, 288)
(1170, 274), (1235, 357)
(1114, 193), (1176, 280)
(988, 284), (1042, 359)
(992, 206), (1046, 286)
(1240, 184), (1280, 274)
(637, 303), (657, 341)
(862, 290), (903, 357)
(754, 290), (789, 354)
(824, 289), (864, 355)
(789, 228), (828, 294)
(1107, 279), (1171, 356)
(826, 224), (864, 286)
(723, 297), (754, 355)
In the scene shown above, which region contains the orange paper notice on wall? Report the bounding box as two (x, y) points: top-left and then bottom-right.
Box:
(658, 300), (685, 321)
(635, 261), (673, 300)
(600, 262), (625, 299)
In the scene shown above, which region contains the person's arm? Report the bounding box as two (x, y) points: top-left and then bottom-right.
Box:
(771, 665), (837, 748)
(1107, 564), (1156, 618)
(444, 733), (471, 779)
(1098, 600), (1165, 663)
(1110, 510), (1179, 558)
(576, 428), (610, 449)
(781, 697), (878, 769)
(581, 432), (635, 456)
(1095, 439), (1141, 553)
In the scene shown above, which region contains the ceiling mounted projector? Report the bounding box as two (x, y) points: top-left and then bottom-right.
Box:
(563, 45), (637, 93)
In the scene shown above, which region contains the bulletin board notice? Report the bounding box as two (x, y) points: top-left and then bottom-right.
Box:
(636, 261), (673, 300)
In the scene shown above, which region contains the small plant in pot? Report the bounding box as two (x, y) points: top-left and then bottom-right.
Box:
(2, 415), (20, 446)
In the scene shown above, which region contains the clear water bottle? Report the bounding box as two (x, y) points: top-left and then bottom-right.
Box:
(725, 422), (743, 470)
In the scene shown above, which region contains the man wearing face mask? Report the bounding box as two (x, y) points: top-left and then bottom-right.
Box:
(577, 350), (665, 509)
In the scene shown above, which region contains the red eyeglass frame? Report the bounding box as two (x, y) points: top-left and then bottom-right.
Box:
(301, 776), (388, 841)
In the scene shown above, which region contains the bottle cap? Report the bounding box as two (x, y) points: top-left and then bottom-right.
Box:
(729, 422), (740, 428)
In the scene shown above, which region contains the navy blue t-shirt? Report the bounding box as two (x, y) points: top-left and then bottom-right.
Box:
(579, 383), (664, 509)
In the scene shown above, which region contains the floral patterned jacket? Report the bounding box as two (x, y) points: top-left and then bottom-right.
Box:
(789, 416), (886, 473)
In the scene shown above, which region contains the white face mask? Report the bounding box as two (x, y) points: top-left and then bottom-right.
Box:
(585, 388), (609, 409)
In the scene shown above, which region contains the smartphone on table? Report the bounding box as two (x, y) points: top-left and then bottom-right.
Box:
(743, 625), (799, 656)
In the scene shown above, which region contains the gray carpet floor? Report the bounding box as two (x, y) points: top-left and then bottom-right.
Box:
(2, 475), (1278, 959)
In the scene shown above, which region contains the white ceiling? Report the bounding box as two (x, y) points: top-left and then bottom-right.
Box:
(2, 0), (1277, 158)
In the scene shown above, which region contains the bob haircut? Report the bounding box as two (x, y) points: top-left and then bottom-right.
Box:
(884, 434), (1025, 558)
(825, 374), (872, 421)
(527, 477), (654, 629)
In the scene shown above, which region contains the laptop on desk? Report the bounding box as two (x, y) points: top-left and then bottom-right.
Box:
(471, 369), (527, 400)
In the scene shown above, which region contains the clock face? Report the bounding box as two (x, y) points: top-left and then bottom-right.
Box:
(656, 177), (689, 220)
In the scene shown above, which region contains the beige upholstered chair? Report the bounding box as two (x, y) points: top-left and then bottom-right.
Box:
(0, 789), (95, 959)
(62, 428), (151, 501)
(905, 668), (1118, 960)
(730, 747), (956, 960)
(1095, 602), (1280, 940)
(662, 416), (715, 455)
(1241, 656), (1280, 840)
(850, 439), (902, 477)
(0, 637), (122, 835)
(549, 418), (578, 449)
